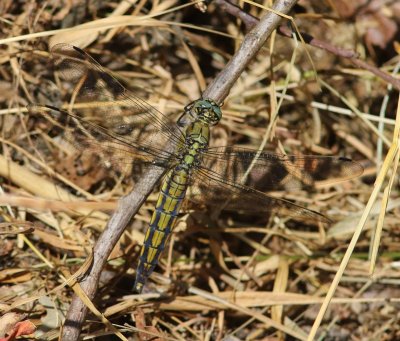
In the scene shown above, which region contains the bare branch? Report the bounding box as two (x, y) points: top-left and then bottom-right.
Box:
(204, 0), (297, 102)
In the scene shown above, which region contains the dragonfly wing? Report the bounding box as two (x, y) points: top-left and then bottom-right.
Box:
(32, 44), (183, 168)
(31, 104), (174, 168)
(202, 146), (363, 191)
(189, 167), (329, 223)
(187, 147), (363, 222)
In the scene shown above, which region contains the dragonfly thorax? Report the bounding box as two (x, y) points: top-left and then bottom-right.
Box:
(185, 124), (210, 146)
(176, 138), (206, 170)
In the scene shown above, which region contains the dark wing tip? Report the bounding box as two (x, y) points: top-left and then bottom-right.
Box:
(41, 104), (62, 112)
(72, 45), (85, 55)
(310, 209), (332, 224)
(27, 103), (64, 115)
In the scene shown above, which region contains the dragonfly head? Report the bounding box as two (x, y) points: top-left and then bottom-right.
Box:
(178, 99), (222, 127)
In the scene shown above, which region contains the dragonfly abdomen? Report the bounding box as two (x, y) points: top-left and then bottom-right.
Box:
(134, 167), (190, 292)
(134, 110), (216, 292)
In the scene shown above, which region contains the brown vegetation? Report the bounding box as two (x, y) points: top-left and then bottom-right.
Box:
(0, 0), (399, 340)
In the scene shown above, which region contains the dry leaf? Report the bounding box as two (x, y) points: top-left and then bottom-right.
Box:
(0, 313), (36, 341)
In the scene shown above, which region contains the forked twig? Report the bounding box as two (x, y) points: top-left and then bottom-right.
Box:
(61, 0), (298, 340)
(215, 0), (400, 90)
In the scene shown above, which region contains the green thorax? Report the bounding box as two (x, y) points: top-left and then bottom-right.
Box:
(177, 99), (222, 169)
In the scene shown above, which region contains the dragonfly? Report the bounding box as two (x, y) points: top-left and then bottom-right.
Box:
(32, 44), (363, 293)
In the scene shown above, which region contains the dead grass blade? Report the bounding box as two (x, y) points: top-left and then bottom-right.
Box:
(307, 93), (400, 340)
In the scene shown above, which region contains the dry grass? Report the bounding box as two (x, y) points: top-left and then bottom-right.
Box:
(1, 0), (400, 340)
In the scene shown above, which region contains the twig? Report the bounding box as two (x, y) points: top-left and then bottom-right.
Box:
(203, 0), (297, 102)
(61, 0), (298, 340)
(215, 0), (400, 90)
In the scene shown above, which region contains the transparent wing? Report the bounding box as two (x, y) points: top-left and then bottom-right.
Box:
(187, 147), (363, 222)
(32, 43), (184, 167)
(202, 147), (363, 191)
(31, 104), (175, 166)
(190, 169), (329, 222)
